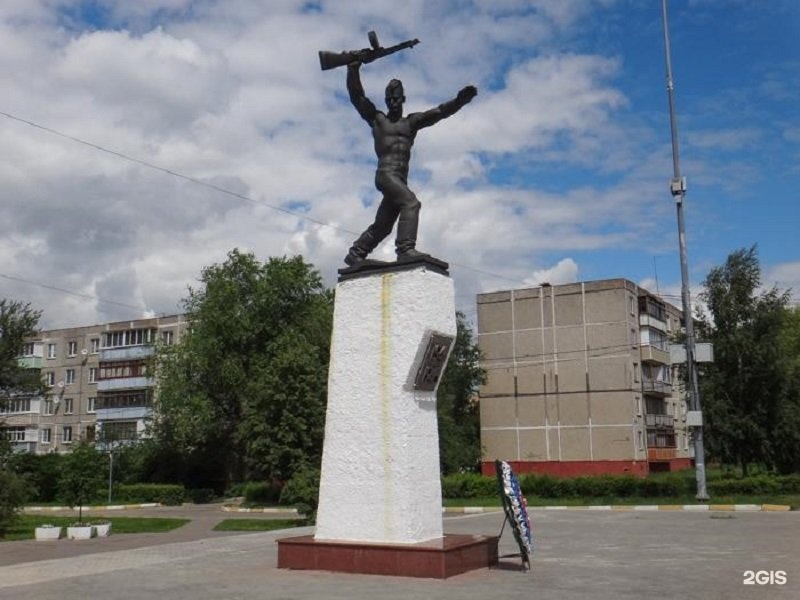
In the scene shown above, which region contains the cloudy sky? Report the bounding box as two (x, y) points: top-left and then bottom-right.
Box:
(0, 0), (798, 329)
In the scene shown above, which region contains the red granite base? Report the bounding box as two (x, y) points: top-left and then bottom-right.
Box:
(277, 534), (499, 579)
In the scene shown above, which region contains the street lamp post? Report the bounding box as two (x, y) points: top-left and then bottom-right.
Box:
(661, 0), (708, 500)
(107, 448), (114, 504)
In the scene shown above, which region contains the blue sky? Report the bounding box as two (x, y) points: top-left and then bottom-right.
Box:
(0, 0), (797, 328)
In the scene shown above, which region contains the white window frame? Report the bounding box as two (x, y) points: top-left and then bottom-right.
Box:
(90, 338), (100, 353)
(45, 372), (55, 387)
(87, 397), (96, 413)
(89, 367), (97, 383)
(40, 428), (52, 444)
(65, 369), (75, 385)
(62, 426), (73, 443)
(67, 341), (77, 357)
(63, 398), (73, 415)
(47, 343), (56, 359)
(43, 399), (54, 416)
(4, 427), (26, 442)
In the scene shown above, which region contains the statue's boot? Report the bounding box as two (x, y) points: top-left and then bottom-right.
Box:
(395, 212), (426, 260)
(344, 227), (381, 266)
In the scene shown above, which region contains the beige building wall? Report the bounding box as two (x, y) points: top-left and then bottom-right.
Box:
(478, 279), (689, 476)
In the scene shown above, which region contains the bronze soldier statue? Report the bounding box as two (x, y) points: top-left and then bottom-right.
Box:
(339, 50), (477, 266)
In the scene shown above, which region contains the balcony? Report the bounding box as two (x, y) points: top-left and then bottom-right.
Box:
(639, 314), (667, 332)
(642, 379), (672, 396)
(17, 356), (43, 369)
(646, 414), (675, 428)
(647, 447), (677, 460)
(640, 344), (670, 364)
(100, 346), (154, 362)
(96, 406), (150, 421)
(97, 377), (154, 391)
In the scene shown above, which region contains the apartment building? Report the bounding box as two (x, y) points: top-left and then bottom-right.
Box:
(477, 279), (692, 477)
(1, 314), (186, 454)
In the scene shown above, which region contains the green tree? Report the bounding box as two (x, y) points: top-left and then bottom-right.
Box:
(0, 299), (42, 402)
(0, 299), (41, 535)
(151, 250), (332, 488)
(771, 307), (800, 473)
(437, 312), (486, 474)
(57, 441), (105, 523)
(697, 246), (793, 474)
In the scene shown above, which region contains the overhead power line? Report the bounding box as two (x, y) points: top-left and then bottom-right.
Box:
(0, 109), (527, 287)
(0, 273), (144, 312)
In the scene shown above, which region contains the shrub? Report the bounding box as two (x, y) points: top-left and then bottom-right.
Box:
(776, 474), (800, 493)
(441, 473), (496, 498)
(708, 475), (782, 496)
(519, 474), (559, 498)
(117, 483), (185, 505)
(279, 466), (320, 521)
(243, 481), (282, 505)
(9, 452), (63, 502)
(187, 488), (216, 504)
(0, 469), (28, 537)
(225, 482), (248, 498)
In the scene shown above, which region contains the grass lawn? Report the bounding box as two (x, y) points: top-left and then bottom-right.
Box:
(443, 494), (800, 509)
(1, 515), (190, 542)
(213, 518), (307, 532)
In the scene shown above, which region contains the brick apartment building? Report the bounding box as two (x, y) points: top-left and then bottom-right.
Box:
(1, 314), (186, 453)
(477, 279), (693, 477)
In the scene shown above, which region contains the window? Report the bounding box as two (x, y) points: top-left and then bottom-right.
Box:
(89, 367), (97, 383)
(90, 338), (100, 353)
(85, 425), (96, 442)
(43, 399), (54, 416)
(102, 328), (156, 349)
(47, 343), (56, 359)
(96, 390), (150, 409)
(1, 398), (31, 414)
(637, 430), (644, 451)
(87, 397), (96, 413)
(98, 361), (147, 380)
(63, 398), (73, 414)
(62, 426), (73, 443)
(161, 330), (174, 345)
(45, 372), (55, 387)
(68, 341), (77, 356)
(101, 421), (138, 441)
(40, 428), (52, 443)
(22, 342), (36, 356)
(631, 328), (638, 348)
(3, 427), (26, 441)
(633, 362), (640, 383)
(65, 369), (75, 385)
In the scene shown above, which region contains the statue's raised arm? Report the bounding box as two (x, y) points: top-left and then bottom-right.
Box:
(347, 62), (377, 125)
(409, 85), (478, 130)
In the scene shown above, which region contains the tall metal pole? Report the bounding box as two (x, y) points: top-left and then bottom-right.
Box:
(661, 0), (708, 500)
(108, 449), (114, 504)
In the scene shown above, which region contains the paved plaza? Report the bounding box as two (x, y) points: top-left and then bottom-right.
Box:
(1, 507), (798, 599)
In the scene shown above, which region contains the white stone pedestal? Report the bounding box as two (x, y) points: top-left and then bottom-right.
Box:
(314, 266), (455, 544)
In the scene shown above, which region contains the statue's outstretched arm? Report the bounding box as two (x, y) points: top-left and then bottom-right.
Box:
(411, 85), (477, 130)
(347, 62), (377, 125)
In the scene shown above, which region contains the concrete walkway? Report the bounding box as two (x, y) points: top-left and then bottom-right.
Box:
(2, 503), (300, 567)
(1, 510), (798, 599)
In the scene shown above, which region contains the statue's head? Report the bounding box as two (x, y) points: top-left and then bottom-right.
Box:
(385, 79), (405, 114)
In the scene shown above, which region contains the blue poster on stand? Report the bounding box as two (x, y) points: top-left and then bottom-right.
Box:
(495, 459), (533, 567)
